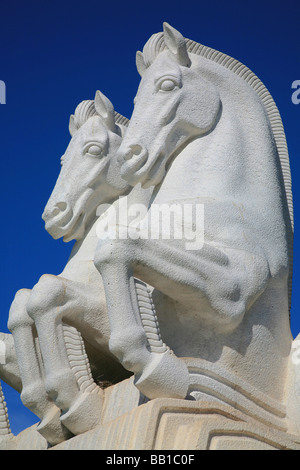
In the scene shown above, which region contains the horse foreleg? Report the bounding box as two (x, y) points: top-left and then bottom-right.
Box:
(94, 239), (190, 400)
(26, 275), (103, 436)
(115, 237), (270, 329)
(7, 288), (71, 445)
(94, 235), (270, 400)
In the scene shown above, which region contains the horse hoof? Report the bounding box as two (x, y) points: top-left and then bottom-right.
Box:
(134, 351), (189, 400)
(60, 390), (103, 436)
(37, 406), (73, 446)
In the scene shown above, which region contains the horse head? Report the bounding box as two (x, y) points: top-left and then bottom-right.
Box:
(42, 91), (130, 242)
(116, 23), (293, 305)
(117, 23), (221, 188)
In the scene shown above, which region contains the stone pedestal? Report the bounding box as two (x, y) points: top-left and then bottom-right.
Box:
(3, 377), (300, 450)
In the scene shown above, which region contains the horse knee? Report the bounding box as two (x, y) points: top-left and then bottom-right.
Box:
(20, 381), (46, 413)
(26, 274), (66, 322)
(8, 288), (33, 331)
(45, 369), (79, 410)
(109, 326), (149, 373)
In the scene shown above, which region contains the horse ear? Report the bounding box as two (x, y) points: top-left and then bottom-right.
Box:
(136, 51), (147, 76)
(69, 114), (77, 136)
(94, 90), (116, 132)
(163, 22), (191, 67)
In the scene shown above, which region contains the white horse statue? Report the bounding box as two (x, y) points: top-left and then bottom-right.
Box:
(7, 91), (145, 444)
(3, 23), (300, 447)
(93, 23), (298, 435)
(5, 89), (183, 446)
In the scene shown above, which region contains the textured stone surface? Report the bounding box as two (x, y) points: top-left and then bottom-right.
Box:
(0, 23), (299, 450)
(5, 377), (300, 450)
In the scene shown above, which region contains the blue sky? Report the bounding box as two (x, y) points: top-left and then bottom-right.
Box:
(0, 0), (299, 435)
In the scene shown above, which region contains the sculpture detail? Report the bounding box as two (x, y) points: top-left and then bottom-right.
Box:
(1, 23), (299, 450)
(95, 22), (293, 412)
(7, 92), (133, 443)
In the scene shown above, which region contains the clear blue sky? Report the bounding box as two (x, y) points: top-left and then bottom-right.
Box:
(0, 0), (299, 435)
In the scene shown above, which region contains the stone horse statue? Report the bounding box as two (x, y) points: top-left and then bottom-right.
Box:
(2, 23), (300, 449)
(94, 23), (298, 435)
(6, 91), (146, 445)
(3, 89), (182, 446)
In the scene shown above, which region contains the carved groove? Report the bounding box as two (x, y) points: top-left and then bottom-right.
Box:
(184, 37), (294, 311)
(114, 112), (129, 127)
(0, 381), (11, 436)
(62, 324), (99, 394)
(134, 279), (168, 354)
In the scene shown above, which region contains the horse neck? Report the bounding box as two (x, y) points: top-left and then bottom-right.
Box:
(154, 74), (276, 200)
(152, 63), (290, 269)
(59, 215), (100, 281)
(152, 62), (292, 361)
(60, 184), (152, 280)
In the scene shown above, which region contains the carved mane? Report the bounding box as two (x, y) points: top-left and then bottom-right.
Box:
(72, 99), (129, 131)
(141, 32), (294, 311)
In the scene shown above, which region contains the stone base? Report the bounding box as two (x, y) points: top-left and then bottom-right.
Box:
(2, 377), (300, 450)
(50, 400), (300, 451)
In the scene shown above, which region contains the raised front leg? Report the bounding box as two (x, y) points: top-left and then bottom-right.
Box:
(94, 235), (270, 399)
(8, 288), (71, 445)
(26, 275), (103, 436)
(94, 239), (190, 400)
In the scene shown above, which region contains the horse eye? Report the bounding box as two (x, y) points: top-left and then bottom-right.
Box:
(85, 144), (103, 157)
(159, 79), (177, 91)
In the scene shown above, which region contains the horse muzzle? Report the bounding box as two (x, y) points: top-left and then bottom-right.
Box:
(117, 143), (149, 185)
(42, 201), (74, 239)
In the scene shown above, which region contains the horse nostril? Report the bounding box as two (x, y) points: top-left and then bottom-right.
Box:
(123, 144), (145, 161)
(56, 202), (67, 212)
(131, 144), (143, 155)
(50, 202), (68, 218)
(51, 207), (60, 217)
